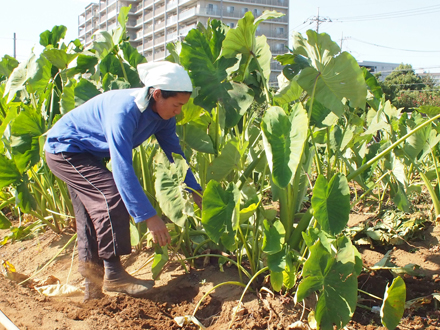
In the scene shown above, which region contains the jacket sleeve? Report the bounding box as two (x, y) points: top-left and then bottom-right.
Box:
(103, 110), (157, 223)
(155, 119), (202, 192)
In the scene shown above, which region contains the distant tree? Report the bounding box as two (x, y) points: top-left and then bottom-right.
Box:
(377, 64), (440, 110)
(380, 64), (426, 110)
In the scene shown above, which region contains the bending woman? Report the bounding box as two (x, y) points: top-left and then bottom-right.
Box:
(44, 62), (202, 300)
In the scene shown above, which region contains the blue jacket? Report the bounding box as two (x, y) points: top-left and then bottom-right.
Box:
(45, 88), (201, 223)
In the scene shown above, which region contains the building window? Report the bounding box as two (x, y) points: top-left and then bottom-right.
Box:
(227, 6), (234, 13)
(276, 27), (284, 35)
(253, 9), (261, 17)
(207, 3), (218, 14)
(242, 7), (248, 15)
(227, 22), (235, 28)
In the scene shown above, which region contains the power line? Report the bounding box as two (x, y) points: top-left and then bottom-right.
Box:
(347, 37), (440, 53)
(334, 4), (440, 22)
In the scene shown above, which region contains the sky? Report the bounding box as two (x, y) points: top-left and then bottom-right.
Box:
(0, 0), (439, 74)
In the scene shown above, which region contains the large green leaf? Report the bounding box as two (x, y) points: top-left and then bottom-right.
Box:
(266, 249), (287, 272)
(74, 78), (101, 107)
(0, 211), (11, 229)
(206, 141), (241, 182)
(155, 153), (192, 227)
(270, 271), (283, 292)
(39, 25), (67, 47)
(201, 181), (239, 243)
(176, 122), (215, 154)
(102, 73), (131, 91)
(60, 79), (76, 114)
(120, 42), (147, 68)
(16, 181), (37, 213)
(381, 276), (406, 330)
(43, 49), (78, 70)
(75, 55), (99, 74)
(261, 104), (308, 188)
(222, 11), (282, 83)
(403, 124), (428, 161)
(309, 100), (338, 128)
(0, 155), (21, 188)
(274, 74), (303, 106)
(151, 245), (169, 280)
(99, 54), (140, 87)
(26, 54), (52, 95)
(311, 173), (350, 236)
(276, 53), (310, 80)
(296, 237), (359, 330)
(222, 10), (283, 59)
(10, 107), (46, 172)
(224, 82), (254, 128)
(0, 55), (19, 78)
(4, 54), (35, 103)
(262, 219), (285, 254)
(294, 31), (366, 116)
(176, 97), (204, 126)
(180, 25), (237, 113)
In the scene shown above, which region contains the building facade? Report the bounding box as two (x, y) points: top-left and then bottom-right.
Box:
(357, 60), (400, 81)
(78, 0), (289, 86)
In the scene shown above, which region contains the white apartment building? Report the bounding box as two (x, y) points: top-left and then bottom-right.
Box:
(78, 0), (289, 86)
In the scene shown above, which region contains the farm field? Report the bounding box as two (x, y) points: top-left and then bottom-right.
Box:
(1, 7), (440, 330)
(1, 211), (439, 330)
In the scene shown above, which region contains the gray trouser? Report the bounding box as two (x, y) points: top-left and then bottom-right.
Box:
(45, 151), (131, 277)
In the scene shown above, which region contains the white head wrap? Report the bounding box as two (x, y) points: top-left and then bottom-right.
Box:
(132, 61), (193, 112)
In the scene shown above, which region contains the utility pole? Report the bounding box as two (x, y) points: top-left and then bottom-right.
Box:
(13, 33), (16, 59)
(307, 7), (332, 33)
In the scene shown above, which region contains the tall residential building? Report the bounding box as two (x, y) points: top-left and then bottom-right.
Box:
(78, 0), (289, 86)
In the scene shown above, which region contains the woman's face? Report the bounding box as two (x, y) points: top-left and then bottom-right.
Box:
(151, 90), (191, 120)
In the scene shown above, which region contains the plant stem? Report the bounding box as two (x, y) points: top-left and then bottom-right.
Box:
(29, 210), (59, 233)
(347, 113), (440, 181)
(192, 281), (247, 317)
(19, 233), (77, 285)
(227, 266), (269, 330)
(182, 254), (251, 280)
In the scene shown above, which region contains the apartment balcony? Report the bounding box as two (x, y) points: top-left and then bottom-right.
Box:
(135, 0), (154, 13)
(136, 12), (154, 26)
(179, 7), (196, 20)
(166, 0), (177, 10)
(179, 23), (197, 36)
(166, 31), (178, 42)
(108, 9), (117, 19)
(154, 35), (165, 45)
(178, 0), (194, 6)
(154, 50), (166, 59)
(270, 61), (283, 72)
(232, 0), (288, 7)
(144, 39), (154, 48)
(257, 30), (288, 40)
(270, 46), (287, 55)
(166, 15), (178, 26)
(156, 6), (165, 16)
(155, 20), (165, 30)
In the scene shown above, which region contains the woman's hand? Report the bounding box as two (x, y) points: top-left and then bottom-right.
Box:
(145, 215), (171, 246)
(192, 190), (203, 210)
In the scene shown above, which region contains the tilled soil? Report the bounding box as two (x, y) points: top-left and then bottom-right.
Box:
(0, 220), (439, 330)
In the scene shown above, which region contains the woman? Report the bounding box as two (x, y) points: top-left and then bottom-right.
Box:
(44, 62), (202, 300)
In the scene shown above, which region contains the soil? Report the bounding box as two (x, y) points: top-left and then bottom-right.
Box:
(0, 215), (439, 330)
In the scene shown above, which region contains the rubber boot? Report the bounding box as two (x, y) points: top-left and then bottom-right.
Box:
(103, 256), (154, 296)
(81, 261), (105, 302)
(83, 278), (105, 302)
